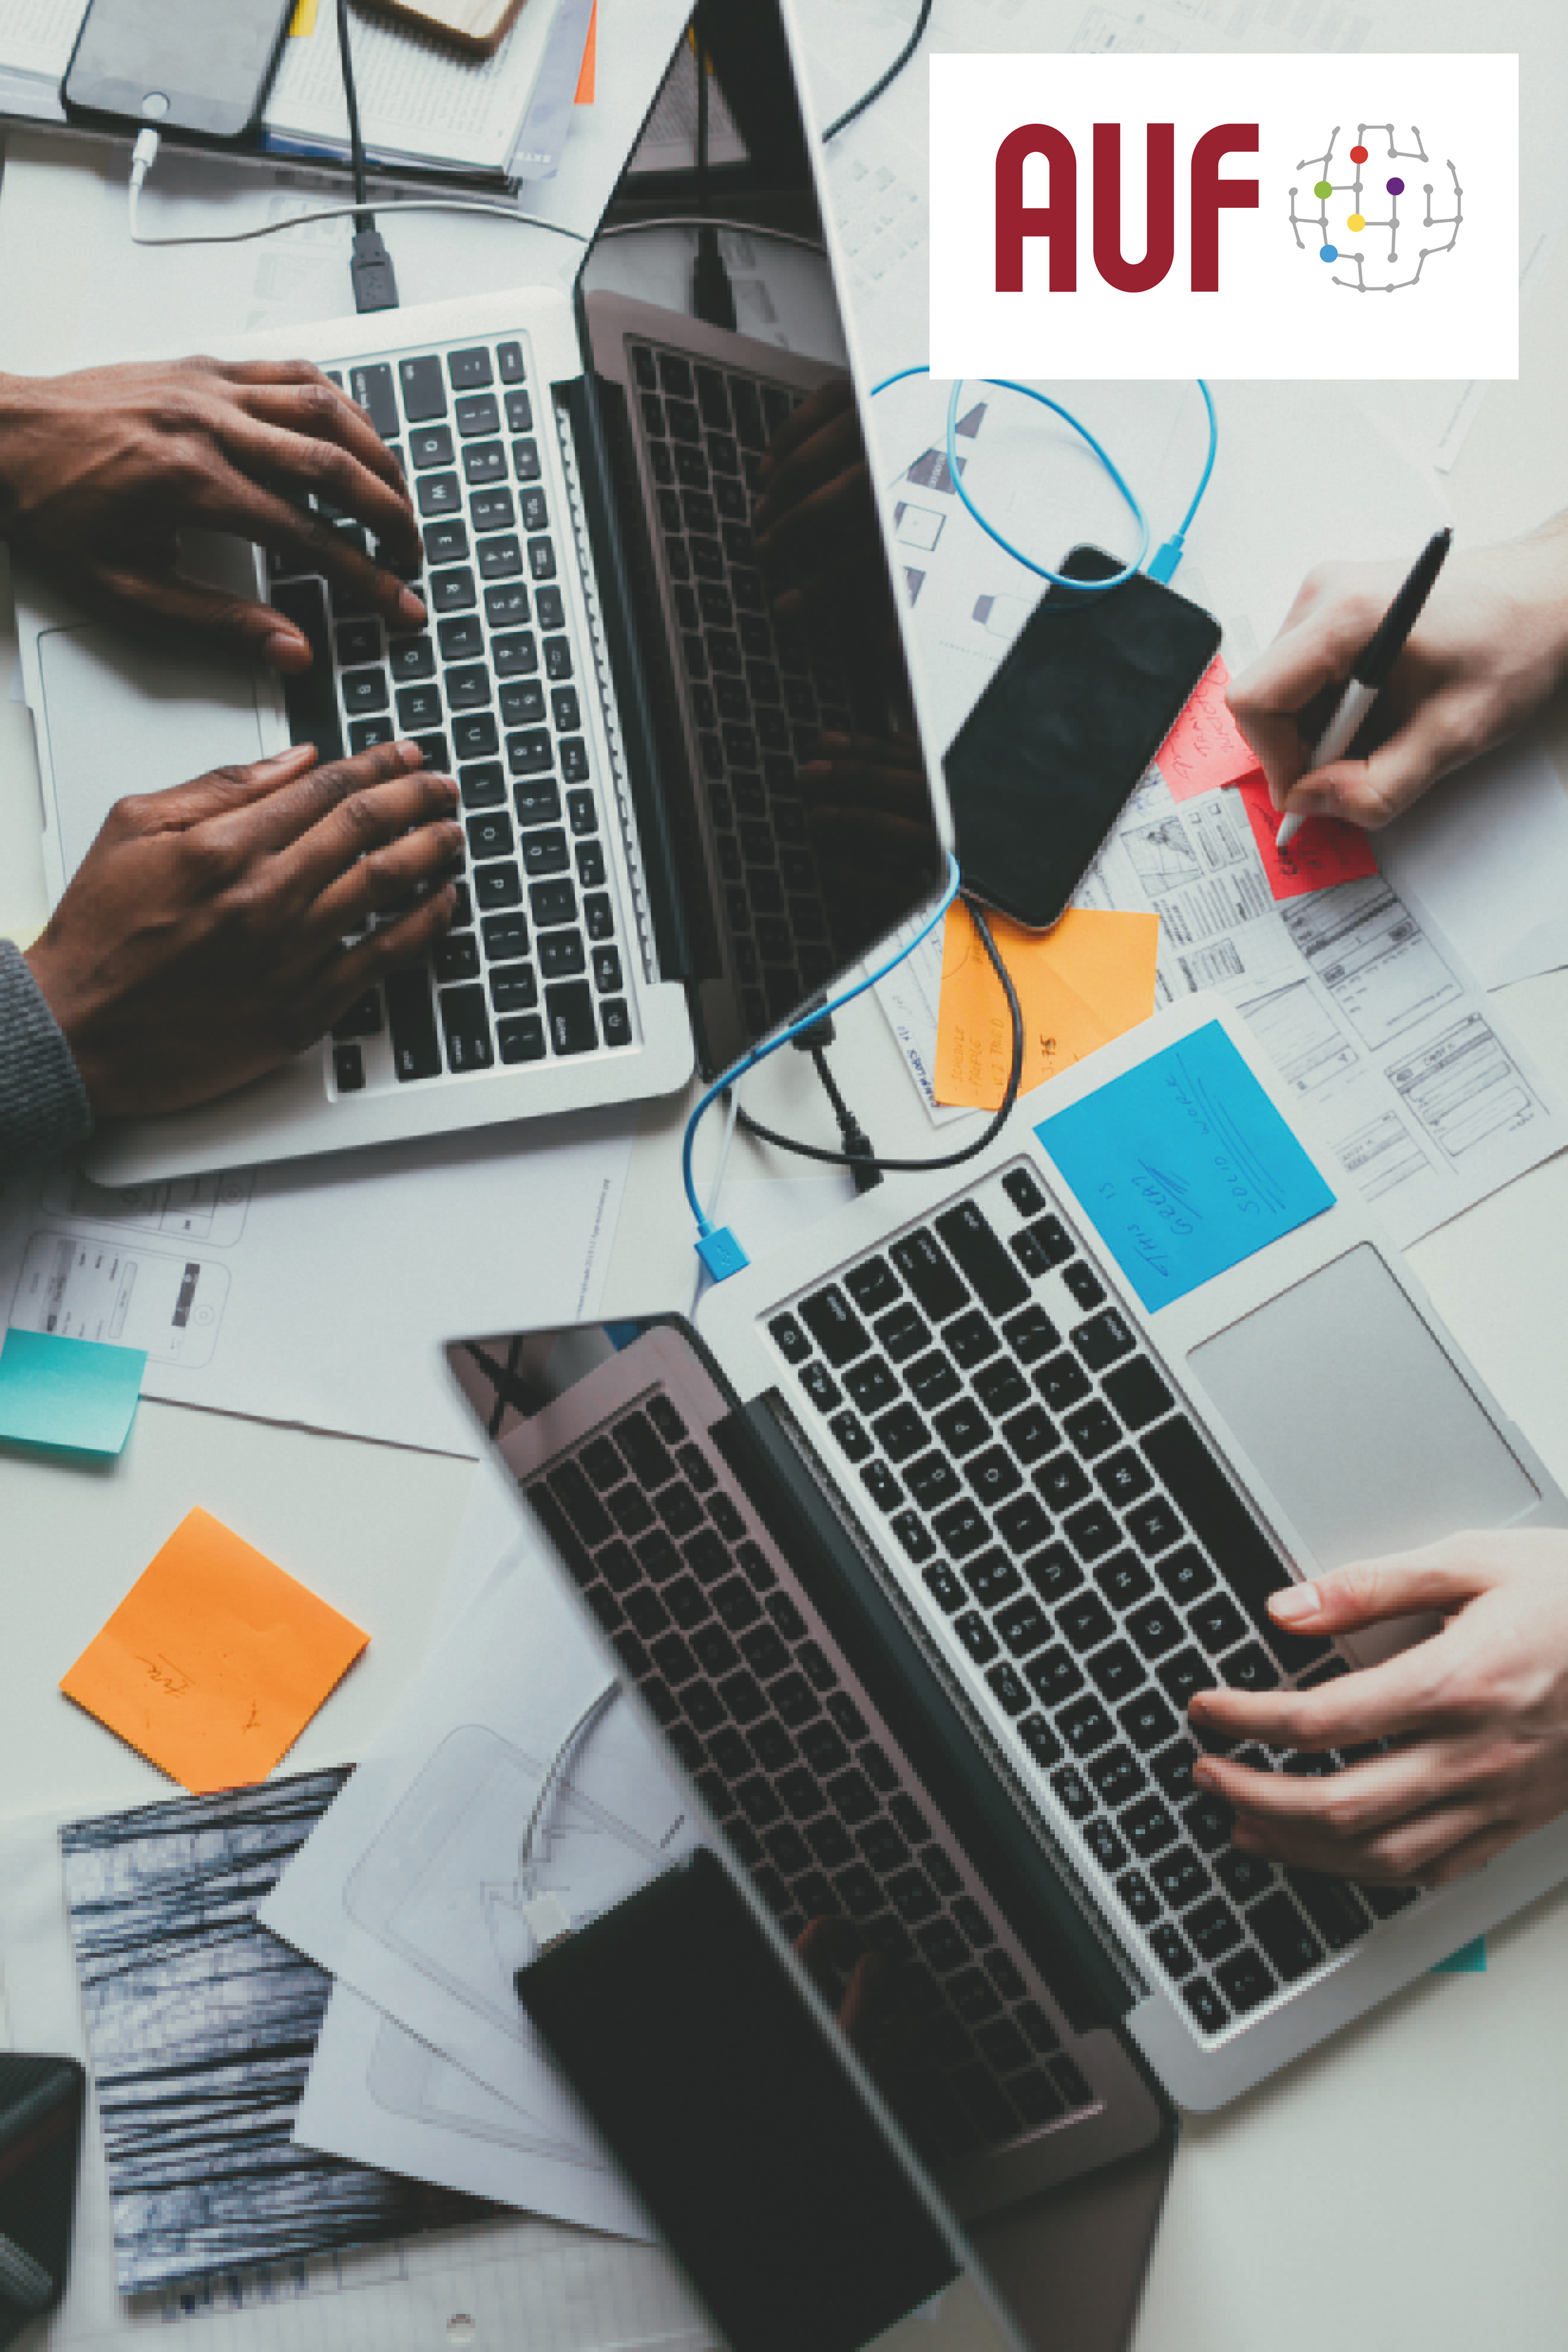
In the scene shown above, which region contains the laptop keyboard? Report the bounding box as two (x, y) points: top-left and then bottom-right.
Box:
(526, 1387), (1098, 2168)
(269, 336), (634, 1093)
(766, 1162), (1422, 2041)
(627, 340), (849, 1034)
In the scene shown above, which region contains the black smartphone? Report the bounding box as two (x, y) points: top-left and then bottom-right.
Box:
(63, 0), (294, 143)
(944, 545), (1222, 930)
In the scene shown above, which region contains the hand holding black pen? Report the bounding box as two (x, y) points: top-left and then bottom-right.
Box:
(1226, 511), (1568, 834)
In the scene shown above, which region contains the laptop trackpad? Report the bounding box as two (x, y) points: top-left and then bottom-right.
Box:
(38, 621), (269, 886)
(1189, 1243), (1537, 1599)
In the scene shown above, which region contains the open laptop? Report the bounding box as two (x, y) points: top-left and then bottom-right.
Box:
(17, 2), (947, 1186)
(442, 992), (1568, 2338)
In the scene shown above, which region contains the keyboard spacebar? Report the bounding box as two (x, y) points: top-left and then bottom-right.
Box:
(1140, 1415), (1327, 1670)
(269, 578), (344, 765)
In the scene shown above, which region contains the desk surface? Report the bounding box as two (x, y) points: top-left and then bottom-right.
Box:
(4, 7), (1568, 2349)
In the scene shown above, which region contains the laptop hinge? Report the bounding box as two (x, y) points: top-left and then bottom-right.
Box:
(712, 1395), (1142, 2035)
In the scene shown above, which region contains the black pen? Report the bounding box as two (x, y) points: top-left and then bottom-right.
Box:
(1276, 525), (1453, 848)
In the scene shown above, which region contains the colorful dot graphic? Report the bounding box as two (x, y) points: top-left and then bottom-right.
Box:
(1387, 176), (1405, 194)
(1347, 212), (1365, 232)
(1320, 244), (1338, 262)
(1313, 178), (1333, 198)
(1349, 143), (1368, 163)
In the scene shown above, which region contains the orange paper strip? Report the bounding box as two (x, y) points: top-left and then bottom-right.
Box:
(574, 1), (596, 102)
(935, 905), (1161, 1112)
(1237, 769), (1379, 901)
(61, 1508), (369, 1796)
(1156, 655), (1259, 802)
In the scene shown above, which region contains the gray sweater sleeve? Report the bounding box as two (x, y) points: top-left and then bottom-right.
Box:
(0, 939), (92, 1175)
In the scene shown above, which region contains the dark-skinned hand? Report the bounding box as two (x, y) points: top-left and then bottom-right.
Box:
(1188, 1532), (1568, 1888)
(0, 356), (425, 668)
(26, 739), (461, 1118)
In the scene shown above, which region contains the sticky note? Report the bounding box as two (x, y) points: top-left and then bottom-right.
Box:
(935, 903), (1161, 1111)
(1156, 656), (1259, 802)
(1432, 1935), (1487, 1974)
(1238, 770), (1380, 900)
(1037, 1020), (1335, 1310)
(574, 0), (597, 101)
(288, 0), (317, 32)
(61, 1507), (369, 1796)
(0, 1327), (145, 1457)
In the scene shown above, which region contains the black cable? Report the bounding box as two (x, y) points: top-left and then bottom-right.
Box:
(820, 0), (934, 143)
(337, 0), (399, 309)
(337, 0), (371, 227)
(735, 897), (1025, 1176)
(691, 12), (738, 329)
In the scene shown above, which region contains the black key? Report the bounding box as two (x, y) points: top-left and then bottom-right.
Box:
(417, 470), (461, 519)
(845, 1257), (901, 1316)
(1181, 1977), (1230, 2034)
(862, 1460), (901, 1513)
(924, 1563), (965, 1614)
(388, 633), (435, 681)
(1151, 1847), (1210, 1911)
(1181, 1790), (1235, 1854)
(332, 989), (382, 1040)
(1051, 1764), (1095, 1820)
(1149, 1923), (1195, 1978)
(456, 392), (501, 437)
(1026, 1646), (1082, 1708)
(932, 1499), (989, 1560)
(890, 1229), (968, 1321)
(1155, 1545), (1216, 1607)
(333, 1041), (363, 1092)
(906, 1352), (963, 1410)
(829, 1411), (870, 1463)
(1095, 1551), (1152, 1612)
(995, 1594), (1051, 1657)
(964, 1446), (1022, 1507)
(1000, 1405), (1058, 1466)
(1084, 1816), (1129, 1873)
(385, 966), (441, 1080)
(845, 1355), (899, 1416)
(1036, 1353), (1092, 1412)
(438, 984), (493, 1073)
(1125, 1496), (1183, 1556)
(1003, 1305), (1061, 1364)
(770, 1313), (810, 1363)
(397, 684), (443, 733)
(905, 1453), (961, 1511)
(475, 862), (523, 911)
(1247, 1892), (1325, 1982)
(1023, 1545), (1084, 1607)
(479, 534), (523, 581)
(954, 1611), (1000, 1667)
(1066, 1403), (1122, 1460)
(935, 1202), (1029, 1315)
(431, 566), (476, 612)
(410, 423), (454, 469)
(546, 1458), (614, 1547)
(522, 829), (568, 878)
(1216, 1848), (1276, 1904)
(1141, 1415), (1326, 1669)
(466, 809), (513, 863)
(891, 1512), (935, 1564)
(974, 1359), (1029, 1418)
(963, 1549), (1022, 1609)
(1071, 1310), (1136, 1371)
(1155, 1647), (1212, 1709)
(933, 1398), (991, 1458)
(1190, 1594), (1249, 1657)
(447, 346), (492, 391)
(1062, 1262), (1105, 1310)
(530, 879), (576, 927)
(350, 362), (399, 437)
(489, 584), (532, 627)
(1058, 1697), (1114, 1757)
(1221, 1643), (1282, 1693)
(994, 1493), (1054, 1558)
(1064, 1501), (1121, 1561)
(270, 577), (343, 761)
(1116, 1869), (1161, 1927)
(1085, 1640), (1144, 1702)
(1285, 1869), (1372, 1953)
(1216, 1949), (1278, 2014)
(545, 979), (597, 1054)
(1095, 1449), (1153, 1509)
(1036, 1454), (1091, 1513)
(347, 717), (394, 753)
(1361, 1883), (1422, 1920)
(1104, 1358), (1174, 1430)
(1118, 1689), (1178, 1753)
(539, 933), (586, 980)
(1150, 1740), (1199, 1802)
(987, 1659), (1030, 1715)
(799, 1286), (871, 1367)
(1019, 1714), (1063, 1768)
(944, 1309), (998, 1370)
(1003, 1167), (1047, 1218)
(1127, 1597), (1184, 1659)
(512, 436), (541, 481)
(482, 912), (529, 963)
(1087, 1745), (1142, 1809)
(1120, 1795), (1178, 1858)
(875, 1307), (932, 1371)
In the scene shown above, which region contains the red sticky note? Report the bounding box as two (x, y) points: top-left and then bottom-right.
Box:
(1156, 655), (1258, 802)
(1238, 770), (1379, 900)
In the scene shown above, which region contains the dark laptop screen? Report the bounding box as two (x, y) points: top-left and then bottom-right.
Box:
(567, 0), (949, 1074)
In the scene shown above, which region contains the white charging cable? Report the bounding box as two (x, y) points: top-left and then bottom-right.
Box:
(127, 126), (589, 252)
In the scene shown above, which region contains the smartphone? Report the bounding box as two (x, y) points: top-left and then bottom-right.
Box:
(944, 546), (1222, 930)
(63, 0), (294, 142)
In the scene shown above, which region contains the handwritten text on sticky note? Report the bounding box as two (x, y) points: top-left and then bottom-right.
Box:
(935, 904), (1160, 1111)
(0, 1327), (145, 1456)
(1036, 1020), (1335, 1310)
(1156, 656), (1259, 802)
(1238, 770), (1380, 900)
(61, 1507), (369, 1795)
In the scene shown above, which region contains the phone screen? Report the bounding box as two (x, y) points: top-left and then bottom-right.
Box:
(64, 0), (293, 141)
(943, 546), (1222, 930)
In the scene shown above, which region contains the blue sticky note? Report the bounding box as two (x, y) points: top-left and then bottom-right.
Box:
(0, 1327), (146, 1457)
(1036, 1022), (1335, 1311)
(1431, 1935), (1487, 1974)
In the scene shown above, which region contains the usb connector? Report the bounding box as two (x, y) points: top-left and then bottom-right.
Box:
(350, 227), (399, 314)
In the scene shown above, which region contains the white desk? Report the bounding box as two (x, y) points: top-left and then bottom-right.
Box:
(5, 9), (1568, 2350)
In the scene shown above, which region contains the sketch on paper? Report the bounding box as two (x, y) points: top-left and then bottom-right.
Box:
(60, 1772), (486, 2296)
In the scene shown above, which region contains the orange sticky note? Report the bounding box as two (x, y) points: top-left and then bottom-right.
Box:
(574, 1), (596, 102)
(935, 904), (1161, 1112)
(1156, 655), (1258, 802)
(1237, 769), (1379, 900)
(60, 1509), (368, 1797)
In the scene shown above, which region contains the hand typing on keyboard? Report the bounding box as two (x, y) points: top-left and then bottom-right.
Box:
(753, 376), (896, 653)
(0, 356), (425, 666)
(25, 739), (460, 1118)
(1189, 1531), (1568, 1889)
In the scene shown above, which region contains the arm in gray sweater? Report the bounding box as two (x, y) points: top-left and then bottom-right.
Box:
(0, 940), (91, 1177)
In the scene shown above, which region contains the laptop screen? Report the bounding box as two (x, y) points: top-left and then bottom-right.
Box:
(566, 0), (949, 1075)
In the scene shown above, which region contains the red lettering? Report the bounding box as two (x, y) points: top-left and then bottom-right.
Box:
(1091, 122), (1175, 292)
(1189, 122), (1258, 292)
(995, 122), (1077, 293)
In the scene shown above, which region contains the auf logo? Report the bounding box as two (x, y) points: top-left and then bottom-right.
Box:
(1289, 124), (1463, 292)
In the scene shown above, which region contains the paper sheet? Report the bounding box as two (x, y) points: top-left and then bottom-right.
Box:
(1376, 734), (1568, 991)
(59, 1509), (369, 1797)
(0, 1327), (144, 1456)
(935, 904), (1161, 1111)
(1156, 658), (1259, 803)
(1036, 1021), (1336, 1312)
(0, 1807), (709, 2350)
(0, 1109), (634, 1456)
(1236, 773), (1382, 902)
(260, 1541), (694, 2242)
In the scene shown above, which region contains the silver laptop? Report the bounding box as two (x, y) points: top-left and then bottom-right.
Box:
(17, 12), (947, 1186)
(445, 992), (1568, 2280)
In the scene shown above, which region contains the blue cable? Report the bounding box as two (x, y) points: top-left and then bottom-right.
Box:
(684, 852), (962, 1278)
(870, 367), (1218, 594)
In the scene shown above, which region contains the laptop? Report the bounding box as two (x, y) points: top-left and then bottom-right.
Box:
(441, 993), (1568, 2341)
(16, 4), (947, 1186)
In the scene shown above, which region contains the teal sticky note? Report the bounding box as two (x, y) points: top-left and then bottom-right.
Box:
(1036, 1021), (1335, 1311)
(1432, 1935), (1487, 1974)
(0, 1327), (146, 1457)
